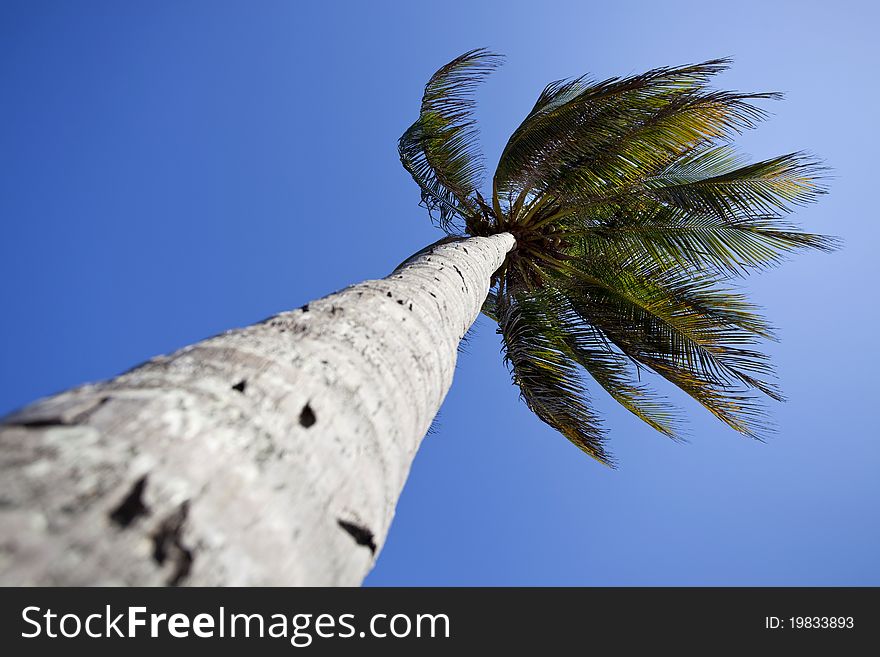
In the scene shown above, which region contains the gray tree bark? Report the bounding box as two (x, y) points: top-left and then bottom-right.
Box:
(0, 232), (515, 586)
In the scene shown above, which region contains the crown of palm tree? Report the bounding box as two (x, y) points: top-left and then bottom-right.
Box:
(399, 49), (835, 465)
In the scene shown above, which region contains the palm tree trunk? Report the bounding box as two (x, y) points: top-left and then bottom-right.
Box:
(0, 232), (515, 585)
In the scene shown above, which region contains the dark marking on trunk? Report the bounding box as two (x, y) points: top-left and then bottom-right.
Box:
(337, 519), (377, 554)
(231, 380), (247, 393)
(396, 299), (404, 305)
(463, 247), (469, 254)
(301, 304), (310, 312)
(109, 476), (150, 528)
(299, 403), (316, 428)
(452, 264), (466, 286)
(151, 502), (193, 586)
(408, 303), (413, 311)
(386, 291), (393, 297)
(429, 292), (436, 298)
(7, 417), (65, 428)
(6, 396), (111, 428)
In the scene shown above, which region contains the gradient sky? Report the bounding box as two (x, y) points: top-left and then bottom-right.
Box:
(2, 0), (877, 585)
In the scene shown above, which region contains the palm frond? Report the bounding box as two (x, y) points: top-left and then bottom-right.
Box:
(564, 202), (838, 276)
(559, 261), (781, 438)
(498, 292), (611, 464)
(399, 50), (835, 462)
(543, 291), (681, 438)
(398, 49), (503, 233)
(545, 92), (777, 204)
(641, 148), (828, 218)
(494, 59), (775, 199)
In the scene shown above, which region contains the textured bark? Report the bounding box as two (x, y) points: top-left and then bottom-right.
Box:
(0, 232), (515, 586)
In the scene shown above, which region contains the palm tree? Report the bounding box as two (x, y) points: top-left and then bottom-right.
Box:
(0, 50), (832, 586)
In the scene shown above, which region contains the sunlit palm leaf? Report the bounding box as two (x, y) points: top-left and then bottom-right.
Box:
(642, 147), (827, 218)
(564, 202), (838, 276)
(495, 59), (773, 198)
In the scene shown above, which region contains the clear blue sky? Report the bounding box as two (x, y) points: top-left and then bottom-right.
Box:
(2, 0), (877, 585)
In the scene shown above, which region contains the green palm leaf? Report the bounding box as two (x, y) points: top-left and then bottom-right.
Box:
(564, 202), (838, 276)
(495, 59), (773, 198)
(400, 50), (836, 463)
(543, 290), (681, 439)
(556, 257), (775, 429)
(398, 49), (502, 233)
(642, 147), (827, 218)
(498, 292), (611, 464)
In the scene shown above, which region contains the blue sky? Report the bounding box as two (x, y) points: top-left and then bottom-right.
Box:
(2, 0), (877, 585)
